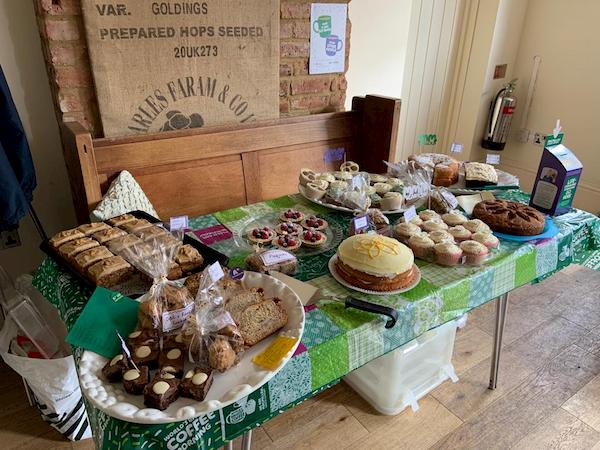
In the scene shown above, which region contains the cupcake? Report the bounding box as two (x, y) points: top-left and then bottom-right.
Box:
(394, 222), (422, 242)
(472, 232), (500, 249)
(464, 219), (491, 234)
(408, 234), (435, 260)
(460, 240), (489, 265)
(442, 211), (467, 227)
(419, 209), (440, 221)
(374, 182), (393, 195)
(448, 225), (472, 242)
(316, 173), (336, 183)
(422, 219), (449, 233)
(380, 192), (403, 210)
(434, 242), (463, 266)
(428, 230), (454, 244)
(400, 215), (423, 226)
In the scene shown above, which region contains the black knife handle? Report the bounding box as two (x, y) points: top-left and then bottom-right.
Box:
(344, 297), (398, 329)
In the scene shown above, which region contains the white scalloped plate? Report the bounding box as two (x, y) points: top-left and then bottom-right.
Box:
(78, 271), (305, 424)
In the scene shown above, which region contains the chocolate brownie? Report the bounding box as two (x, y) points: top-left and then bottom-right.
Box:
(158, 348), (185, 377)
(143, 377), (179, 410)
(122, 366), (149, 395)
(132, 342), (159, 369)
(472, 200), (545, 236)
(180, 368), (213, 401)
(127, 329), (158, 347)
(101, 353), (129, 383)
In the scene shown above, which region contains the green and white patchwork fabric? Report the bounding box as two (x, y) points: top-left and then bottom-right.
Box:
(32, 191), (600, 450)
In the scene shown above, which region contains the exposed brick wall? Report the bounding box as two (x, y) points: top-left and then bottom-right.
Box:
(33, 0), (351, 138)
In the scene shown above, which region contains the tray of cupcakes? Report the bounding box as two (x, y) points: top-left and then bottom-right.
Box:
(298, 161), (417, 214)
(392, 209), (501, 266)
(40, 211), (229, 296)
(242, 209), (344, 257)
(79, 265), (305, 424)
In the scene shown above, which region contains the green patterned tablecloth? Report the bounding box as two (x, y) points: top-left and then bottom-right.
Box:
(33, 191), (600, 450)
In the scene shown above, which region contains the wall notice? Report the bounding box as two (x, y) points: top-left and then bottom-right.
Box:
(309, 3), (347, 74)
(81, 1), (279, 138)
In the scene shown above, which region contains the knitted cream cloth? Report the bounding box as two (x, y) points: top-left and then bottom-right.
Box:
(90, 170), (158, 221)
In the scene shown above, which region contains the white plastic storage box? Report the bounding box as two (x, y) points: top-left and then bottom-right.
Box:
(344, 319), (459, 415)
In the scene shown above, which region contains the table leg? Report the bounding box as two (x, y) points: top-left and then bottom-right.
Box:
(489, 293), (509, 390)
(241, 430), (253, 450)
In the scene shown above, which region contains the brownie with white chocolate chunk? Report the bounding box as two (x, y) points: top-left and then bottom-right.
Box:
(101, 353), (129, 382)
(158, 348), (185, 378)
(131, 342), (159, 369)
(143, 376), (179, 410)
(180, 368), (214, 401)
(122, 366), (149, 395)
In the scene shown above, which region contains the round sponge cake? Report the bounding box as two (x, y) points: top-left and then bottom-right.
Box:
(336, 235), (415, 292)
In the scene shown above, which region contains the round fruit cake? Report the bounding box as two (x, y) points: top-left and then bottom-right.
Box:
(472, 200), (545, 236)
(334, 234), (416, 292)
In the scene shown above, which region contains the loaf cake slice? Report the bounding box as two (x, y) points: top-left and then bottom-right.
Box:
(237, 299), (288, 346)
(225, 289), (264, 324)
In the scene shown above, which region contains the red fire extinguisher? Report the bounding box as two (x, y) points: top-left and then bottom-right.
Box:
(482, 79), (517, 151)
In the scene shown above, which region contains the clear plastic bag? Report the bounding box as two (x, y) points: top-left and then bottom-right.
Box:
(181, 265), (244, 372)
(121, 237), (194, 335)
(384, 160), (431, 208)
(341, 172), (371, 212)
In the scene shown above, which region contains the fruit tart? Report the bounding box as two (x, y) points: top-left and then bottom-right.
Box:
(275, 221), (302, 236)
(247, 226), (276, 244)
(300, 228), (327, 248)
(279, 209), (304, 223)
(301, 215), (328, 231)
(272, 234), (302, 251)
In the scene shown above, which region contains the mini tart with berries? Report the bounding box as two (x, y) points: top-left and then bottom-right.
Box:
(272, 234), (302, 251)
(275, 221), (302, 236)
(300, 228), (327, 248)
(301, 215), (328, 231)
(279, 209), (304, 223)
(247, 226), (276, 244)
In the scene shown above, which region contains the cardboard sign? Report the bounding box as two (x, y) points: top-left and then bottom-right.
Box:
(81, 0), (279, 137)
(530, 144), (582, 216)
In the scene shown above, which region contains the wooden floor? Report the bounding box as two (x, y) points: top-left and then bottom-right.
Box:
(2, 265), (600, 449)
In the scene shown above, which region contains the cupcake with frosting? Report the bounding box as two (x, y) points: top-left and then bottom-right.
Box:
(422, 219), (449, 233)
(380, 192), (403, 210)
(464, 219), (491, 234)
(408, 234), (435, 259)
(442, 211), (468, 227)
(419, 209), (440, 221)
(448, 225), (472, 242)
(472, 232), (500, 249)
(394, 222), (422, 242)
(460, 240), (489, 265)
(434, 242), (463, 266)
(428, 230), (454, 244)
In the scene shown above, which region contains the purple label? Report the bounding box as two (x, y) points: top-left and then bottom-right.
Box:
(323, 147), (346, 163)
(193, 225), (233, 245)
(229, 267), (245, 280)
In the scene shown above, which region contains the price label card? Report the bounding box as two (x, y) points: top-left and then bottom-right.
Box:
(170, 215), (189, 231)
(418, 134), (438, 145)
(403, 206), (417, 223)
(162, 303), (194, 333)
(260, 250), (296, 266)
(352, 215), (369, 234)
(323, 147), (346, 163)
(404, 183), (430, 201)
(450, 143), (463, 153)
(486, 153), (501, 165)
(207, 261), (225, 283)
(350, 175), (362, 190)
(252, 336), (299, 371)
(441, 191), (459, 209)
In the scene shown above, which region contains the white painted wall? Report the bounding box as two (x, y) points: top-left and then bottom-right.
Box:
(0, 1), (77, 278)
(345, 0), (412, 109)
(499, 0), (600, 213)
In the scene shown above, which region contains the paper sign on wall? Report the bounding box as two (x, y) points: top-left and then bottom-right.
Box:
(309, 3), (347, 74)
(81, 0), (280, 137)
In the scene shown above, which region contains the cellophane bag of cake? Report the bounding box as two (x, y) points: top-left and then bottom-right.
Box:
(121, 237), (194, 336)
(429, 187), (460, 214)
(181, 264), (244, 372)
(385, 160), (431, 208)
(341, 172), (371, 212)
